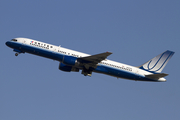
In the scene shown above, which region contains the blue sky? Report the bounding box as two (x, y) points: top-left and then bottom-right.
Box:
(1, 0), (180, 120)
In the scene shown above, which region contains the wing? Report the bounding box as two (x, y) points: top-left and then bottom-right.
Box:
(79, 52), (112, 64)
(78, 52), (112, 69)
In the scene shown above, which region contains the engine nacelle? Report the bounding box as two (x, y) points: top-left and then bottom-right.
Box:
(62, 56), (78, 66)
(59, 62), (79, 72)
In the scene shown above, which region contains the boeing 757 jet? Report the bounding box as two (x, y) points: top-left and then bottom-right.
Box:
(6, 38), (174, 82)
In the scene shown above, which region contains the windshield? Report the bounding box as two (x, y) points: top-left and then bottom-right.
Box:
(11, 39), (17, 42)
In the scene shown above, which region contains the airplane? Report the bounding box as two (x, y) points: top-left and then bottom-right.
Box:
(5, 38), (175, 82)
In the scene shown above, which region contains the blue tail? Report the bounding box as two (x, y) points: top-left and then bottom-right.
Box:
(139, 50), (175, 73)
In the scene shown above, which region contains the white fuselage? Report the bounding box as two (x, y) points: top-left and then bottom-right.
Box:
(6, 38), (167, 82)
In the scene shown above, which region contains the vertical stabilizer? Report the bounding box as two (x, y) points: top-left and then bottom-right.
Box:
(139, 50), (174, 73)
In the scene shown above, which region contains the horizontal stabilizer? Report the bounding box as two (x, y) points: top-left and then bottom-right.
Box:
(145, 73), (168, 79)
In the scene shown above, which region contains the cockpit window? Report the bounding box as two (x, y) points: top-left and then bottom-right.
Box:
(11, 39), (17, 42)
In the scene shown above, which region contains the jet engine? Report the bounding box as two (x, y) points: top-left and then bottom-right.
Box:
(59, 62), (79, 72)
(62, 56), (78, 66)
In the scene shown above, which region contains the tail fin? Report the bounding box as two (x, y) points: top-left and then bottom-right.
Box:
(139, 50), (175, 73)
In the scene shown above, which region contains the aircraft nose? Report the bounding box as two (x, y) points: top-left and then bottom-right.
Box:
(5, 41), (11, 47)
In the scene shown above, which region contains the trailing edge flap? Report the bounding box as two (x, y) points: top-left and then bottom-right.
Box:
(145, 73), (168, 79)
(78, 52), (112, 64)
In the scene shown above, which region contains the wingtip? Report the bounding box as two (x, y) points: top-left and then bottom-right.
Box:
(106, 51), (113, 54)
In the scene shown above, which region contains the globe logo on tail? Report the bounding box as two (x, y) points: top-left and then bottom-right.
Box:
(141, 50), (174, 73)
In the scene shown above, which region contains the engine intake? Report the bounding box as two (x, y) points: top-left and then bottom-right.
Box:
(62, 56), (78, 66)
